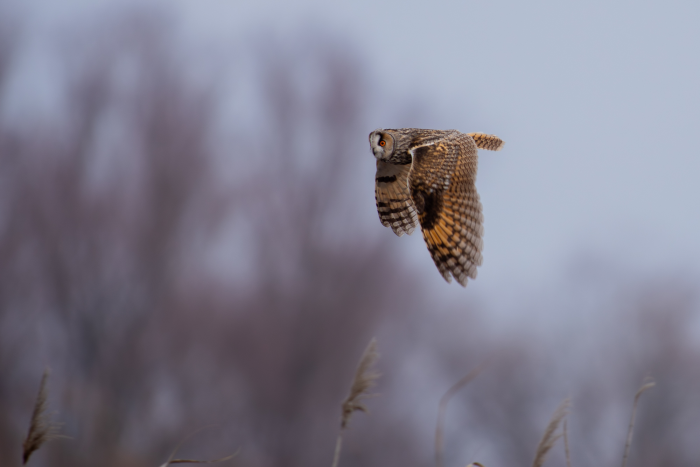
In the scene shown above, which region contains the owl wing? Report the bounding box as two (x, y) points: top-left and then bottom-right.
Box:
(467, 132), (505, 151)
(408, 133), (483, 286)
(375, 160), (419, 236)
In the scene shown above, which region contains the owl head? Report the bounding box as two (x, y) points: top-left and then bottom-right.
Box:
(369, 128), (430, 164)
(368, 129), (397, 161)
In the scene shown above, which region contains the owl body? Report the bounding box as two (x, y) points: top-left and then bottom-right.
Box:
(369, 128), (504, 286)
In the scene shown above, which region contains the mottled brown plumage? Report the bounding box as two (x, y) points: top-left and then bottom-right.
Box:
(375, 161), (418, 236)
(369, 128), (504, 286)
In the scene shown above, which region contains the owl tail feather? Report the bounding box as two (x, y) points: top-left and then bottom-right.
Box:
(467, 133), (505, 151)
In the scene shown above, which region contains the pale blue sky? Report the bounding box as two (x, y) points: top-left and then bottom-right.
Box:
(183, 1), (700, 281)
(14, 0), (700, 312)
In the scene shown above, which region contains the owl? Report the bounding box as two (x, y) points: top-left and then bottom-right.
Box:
(369, 128), (504, 286)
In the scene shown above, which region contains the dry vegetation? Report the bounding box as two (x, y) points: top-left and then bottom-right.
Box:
(17, 343), (658, 467)
(1, 5), (700, 467)
(22, 370), (65, 464)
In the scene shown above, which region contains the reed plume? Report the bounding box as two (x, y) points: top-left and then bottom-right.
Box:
(22, 369), (65, 464)
(332, 338), (380, 467)
(532, 398), (569, 467)
(621, 378), (655, 467)
(435, 363), (485, 467)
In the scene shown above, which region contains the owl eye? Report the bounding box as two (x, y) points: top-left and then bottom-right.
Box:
(379, 140), (386, 147)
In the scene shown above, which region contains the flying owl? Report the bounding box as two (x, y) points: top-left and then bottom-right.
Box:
(369, 128), (504, 286)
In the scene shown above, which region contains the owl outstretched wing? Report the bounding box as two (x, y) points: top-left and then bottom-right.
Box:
(408, 133), (483, 286)
(374, 160), (419, 236)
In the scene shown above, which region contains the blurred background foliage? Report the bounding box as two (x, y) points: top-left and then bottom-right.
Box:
(1, 2), (700, 467)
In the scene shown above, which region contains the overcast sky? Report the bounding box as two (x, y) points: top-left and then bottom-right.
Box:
(15, 0), (700, 316)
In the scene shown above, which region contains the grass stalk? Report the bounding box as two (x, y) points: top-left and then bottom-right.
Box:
(532, 398), (569, 467)
(563, 418), (572, 467)
(22, 368), (65, 465)
(435, 363), (485, 467)
(331, 338), (380, 467)
(621, 378), (655, 467)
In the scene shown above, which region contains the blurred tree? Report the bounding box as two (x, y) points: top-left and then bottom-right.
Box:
(0, 8), (423, 467)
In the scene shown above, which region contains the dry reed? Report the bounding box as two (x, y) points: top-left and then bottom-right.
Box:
(563, 418), (572, 467)
(331, 338), (380, 467)
(158, 426), (238, 467)
(621, 378), (655, 467)
(160, 454), (237, 466)
(435, 363), (485, 467)
(531, 398), (569, 467)
(22, 369), (65, 464)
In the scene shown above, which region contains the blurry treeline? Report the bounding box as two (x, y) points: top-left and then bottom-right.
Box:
(1, 6), (700, 467)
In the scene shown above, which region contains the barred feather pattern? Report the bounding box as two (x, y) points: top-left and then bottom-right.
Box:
(421, 190), (484, 286)
(369, 128), (500, 286)
(375, 160), (418, 236)
(467, 132), (505, 151)
(410, 133), (484, 287)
